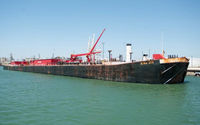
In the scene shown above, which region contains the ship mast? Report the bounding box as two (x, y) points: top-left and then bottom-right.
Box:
(161, 32), (165, 56)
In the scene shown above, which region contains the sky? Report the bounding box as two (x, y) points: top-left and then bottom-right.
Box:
(0, 0), (200, 60)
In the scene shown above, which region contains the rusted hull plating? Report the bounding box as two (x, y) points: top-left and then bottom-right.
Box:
(3, 58), (189, 84)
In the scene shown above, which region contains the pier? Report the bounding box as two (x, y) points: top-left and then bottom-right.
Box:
(187, 68), (200, 76)
(187, 68), (200, 72)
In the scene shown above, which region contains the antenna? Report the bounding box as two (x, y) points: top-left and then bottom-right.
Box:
(88, 36), (91, 52)
(52, 53), (54, 58)
(161, 32), (165, 56)
(149, 49), (150, 58)
(102, 42), (104, 59)
(52, 48), (55, 59)
(92, 34), (95, 51)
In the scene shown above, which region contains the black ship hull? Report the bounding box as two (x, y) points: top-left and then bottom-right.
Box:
(3, 58), (189, 84)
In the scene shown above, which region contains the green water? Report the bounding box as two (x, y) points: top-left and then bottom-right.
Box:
(0, 67), (200, 125)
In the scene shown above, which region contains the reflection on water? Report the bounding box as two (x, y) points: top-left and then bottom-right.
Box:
(0, 67), (200, 125)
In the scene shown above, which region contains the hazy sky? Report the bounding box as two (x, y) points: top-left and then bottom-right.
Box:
(0, 0), (200, 60)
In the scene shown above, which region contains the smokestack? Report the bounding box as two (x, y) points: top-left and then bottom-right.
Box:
(126, 44), (132, 62)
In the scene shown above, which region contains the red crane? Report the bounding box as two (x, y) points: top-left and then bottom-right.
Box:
(69, 28), (106, 63)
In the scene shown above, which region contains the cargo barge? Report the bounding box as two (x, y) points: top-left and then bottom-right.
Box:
(3, 29), (189, 84)
(3, 57), (189, 84)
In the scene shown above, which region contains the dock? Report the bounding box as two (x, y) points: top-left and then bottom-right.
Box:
(187, 67), (200, 76)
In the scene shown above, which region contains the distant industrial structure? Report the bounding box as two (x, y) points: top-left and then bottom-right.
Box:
(188, 57), (200, 68)
(187, 57), (200, 76)
(0, 57), (10, 65)
(0, 53), (14, 65)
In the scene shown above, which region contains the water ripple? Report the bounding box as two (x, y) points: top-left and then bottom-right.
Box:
(0, 67), (200, 125)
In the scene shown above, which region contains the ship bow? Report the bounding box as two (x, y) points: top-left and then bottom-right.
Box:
(160, 57), (189, 84)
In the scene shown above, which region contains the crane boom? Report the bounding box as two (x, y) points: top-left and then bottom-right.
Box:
(89, 28), (106, 53)
(69, 29), (106, 63)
